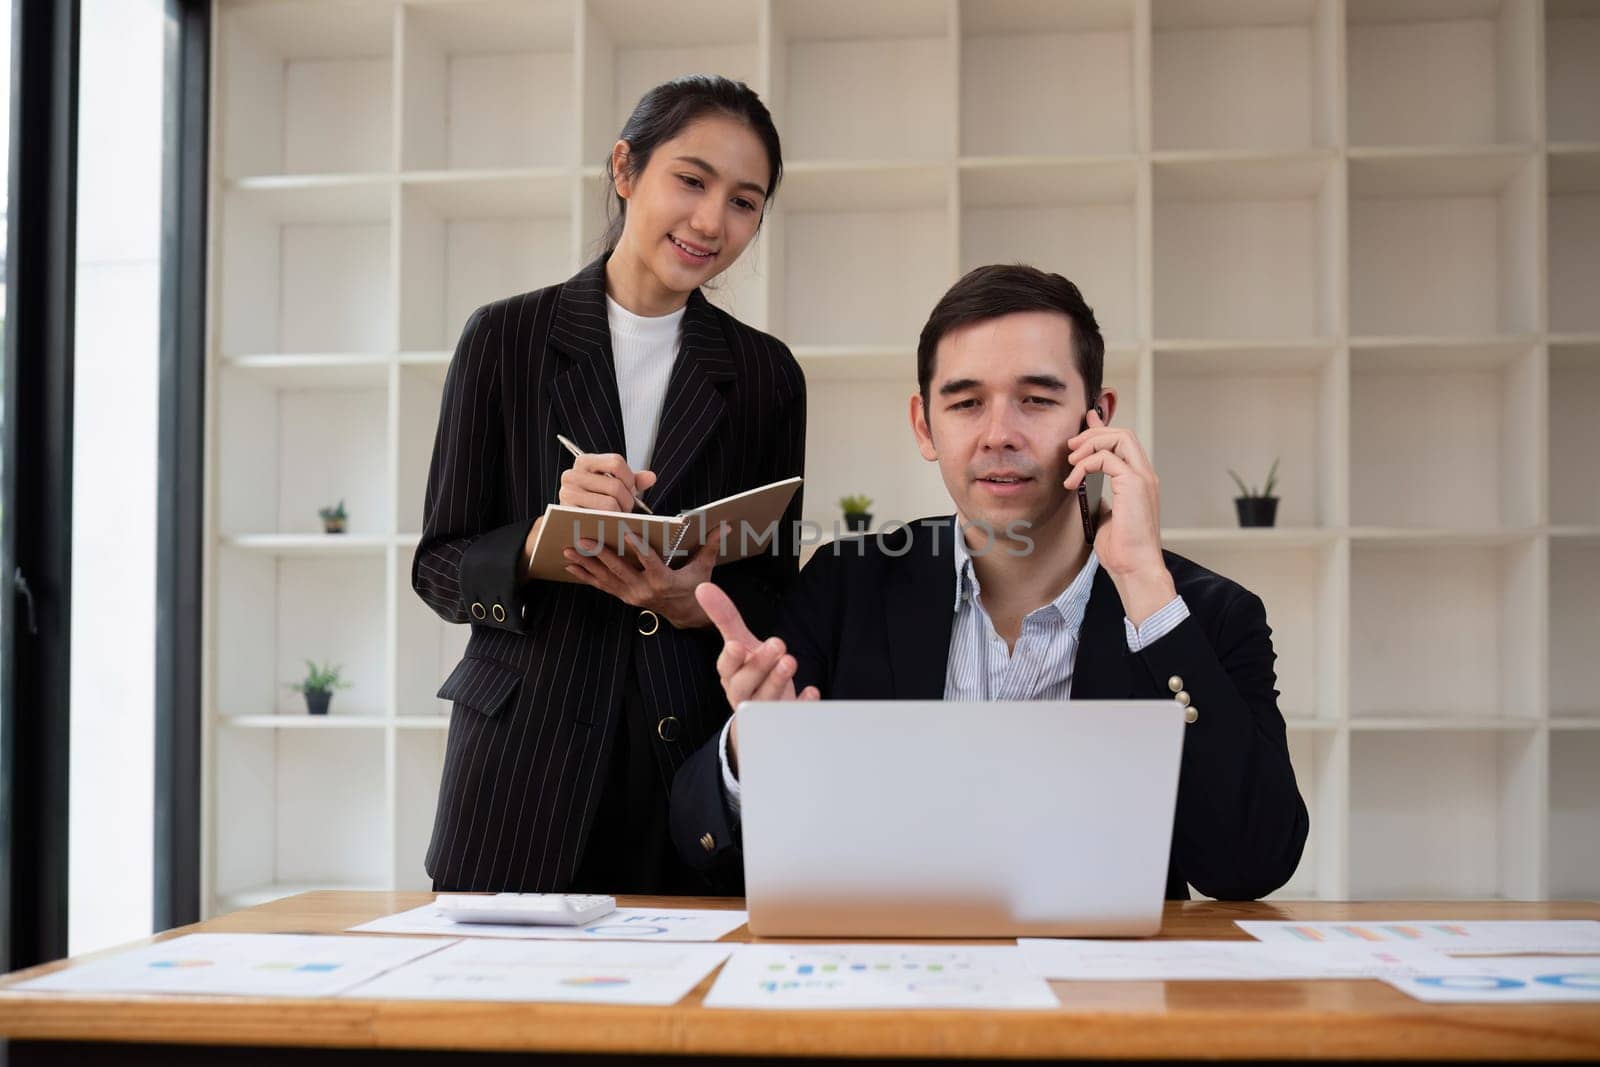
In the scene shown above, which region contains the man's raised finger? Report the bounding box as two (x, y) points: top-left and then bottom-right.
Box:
(695, 581), (760, 648)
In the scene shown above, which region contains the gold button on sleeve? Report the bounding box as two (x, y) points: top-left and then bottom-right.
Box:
(1168, 675), (1184, 693)
(491, 603), (506, 623)
(1175, 690), (1191, 707)
(637, 609), (660, 636)
(1184, 706), (1199, 724)
(470, 602), (487, 620)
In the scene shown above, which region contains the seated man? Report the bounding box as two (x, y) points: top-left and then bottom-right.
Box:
(669, 264), (1308, 901)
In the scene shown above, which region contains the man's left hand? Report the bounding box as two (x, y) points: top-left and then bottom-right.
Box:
(1063, 409), (1176, 625)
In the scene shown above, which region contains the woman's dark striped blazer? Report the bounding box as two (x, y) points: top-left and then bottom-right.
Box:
(412, 254), (806, 891)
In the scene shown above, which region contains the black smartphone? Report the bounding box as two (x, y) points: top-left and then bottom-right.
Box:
(1076, 405), (1105, 545)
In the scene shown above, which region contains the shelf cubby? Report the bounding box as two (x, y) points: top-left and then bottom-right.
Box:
(1549, 728), (1600, 898)
(398, 174), (573, 352)
(1167, 541), (1344, 724)
(1153, 345), (1342, 529)
(1549, 152), (1600, 336)
(1350, 539), (1541, 722)
(1550, 538), (1600, 719)
(220, 181), (394, 356)
(1152, 0), (1340, 152)
(581, 0), (759, 166)
(218, 0), (395, 178)
(959, 160), (1138, 346)
(214, 548), (389, 721)
(1349, 342), (1539, 531)
(1350, 728), (1543, 899)
(959, 0), (1135, 157)
(396, 360), (448, 535)
(1349, 151), (1539, 338)
(1549, 343), (1600, 527)
(215, 360), (390, 538)
(1546, 0), (1600, 145)
(778, 165), (952, 347)
(400, 0), (576, 173)
(1153, 155), (1340, 342)
(772, 0), (953, 163)
(801, 376), (949, 534)
(1346, 0), (1538, 149)
(214, 727), (390, 905)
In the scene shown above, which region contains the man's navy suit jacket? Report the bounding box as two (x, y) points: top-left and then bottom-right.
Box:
(669, 516), (1310, 901)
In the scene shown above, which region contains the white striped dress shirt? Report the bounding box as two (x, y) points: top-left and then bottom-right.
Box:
(719, 535), (1190, 809)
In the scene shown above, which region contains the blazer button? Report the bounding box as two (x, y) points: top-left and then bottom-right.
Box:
(657, 715), (681, 742)
(491, 603), (506, 623)
(470, 602), (487, 620)
(1168, 675), (1184, 694)
(637, 609), (660, 636)
(1184, 705), (1199, 724)
(1174, 690), (1191, 707)
(700, 832), (715, 853)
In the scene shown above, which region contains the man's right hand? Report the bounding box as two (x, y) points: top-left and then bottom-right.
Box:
(695, 582), (820, 767)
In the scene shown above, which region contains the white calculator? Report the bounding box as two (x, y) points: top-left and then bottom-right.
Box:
(435, 893), (617, 926)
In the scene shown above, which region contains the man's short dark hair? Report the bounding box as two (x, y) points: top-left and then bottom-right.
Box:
(916, 264), (1105, 412)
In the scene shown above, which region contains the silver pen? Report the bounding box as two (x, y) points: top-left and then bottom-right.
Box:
(554, 433), (654, 515)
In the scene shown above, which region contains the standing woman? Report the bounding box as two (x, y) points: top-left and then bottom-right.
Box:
(413, 76), (803, 894)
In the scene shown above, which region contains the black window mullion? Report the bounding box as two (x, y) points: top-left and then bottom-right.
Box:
(2, 0), (80, 971)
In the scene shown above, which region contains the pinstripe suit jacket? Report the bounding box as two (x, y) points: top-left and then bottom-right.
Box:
(412, 255), (806, 892)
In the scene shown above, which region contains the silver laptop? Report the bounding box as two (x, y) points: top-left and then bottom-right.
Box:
(736, 700), (1185, 938)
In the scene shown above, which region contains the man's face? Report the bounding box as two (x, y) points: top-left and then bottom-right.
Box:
(910, 310), (1110, 538)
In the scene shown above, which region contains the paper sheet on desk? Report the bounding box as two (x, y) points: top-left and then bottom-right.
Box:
(1385, 955), (1600, 1003)
(11, 933), (450, 997)
(1236, 919), (1600, 955)
(1017, 939), (1469, 981)
(703, 944), (1059, 1010)
(349, 902), (748, 942)
(344, 939), (732, 1005)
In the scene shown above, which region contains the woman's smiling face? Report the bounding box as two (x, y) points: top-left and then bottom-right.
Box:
(611, 113), (771, 298)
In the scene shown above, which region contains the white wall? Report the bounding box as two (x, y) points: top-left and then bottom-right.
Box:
(68, 0), (164, 956)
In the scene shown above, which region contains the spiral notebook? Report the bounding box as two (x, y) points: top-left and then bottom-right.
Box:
(526, 477), (801, 583)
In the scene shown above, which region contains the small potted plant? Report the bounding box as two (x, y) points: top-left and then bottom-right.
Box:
(318, 499), (347, 535)
(286, 659), (351, 716)
(1229, 459), (1280, 528)
(839, 494), (873, 532)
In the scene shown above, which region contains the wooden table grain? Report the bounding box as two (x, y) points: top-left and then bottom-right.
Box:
(1, 894), (1597, 1062)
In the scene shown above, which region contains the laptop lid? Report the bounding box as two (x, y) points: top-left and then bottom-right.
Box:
(736, 700), (1185, 938)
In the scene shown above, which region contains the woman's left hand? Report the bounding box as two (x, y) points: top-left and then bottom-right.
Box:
(562, 525), (727, 629)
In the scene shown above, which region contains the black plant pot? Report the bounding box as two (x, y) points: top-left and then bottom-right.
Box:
(844, 512), (872, 532)
(1235, 496), (1279, 528)
(305, 690), (332, 716)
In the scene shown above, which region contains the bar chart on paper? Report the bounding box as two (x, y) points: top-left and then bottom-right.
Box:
(1237, 920), (1600, 954)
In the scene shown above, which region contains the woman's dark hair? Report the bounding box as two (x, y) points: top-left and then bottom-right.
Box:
(916, 264), (1105, 413)
(601, 75), (782, 254)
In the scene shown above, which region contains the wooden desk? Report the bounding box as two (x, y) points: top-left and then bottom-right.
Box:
(1, 895), (1597, 1063)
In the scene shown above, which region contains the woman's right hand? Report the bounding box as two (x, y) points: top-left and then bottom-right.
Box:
(559, 452), (656, 512)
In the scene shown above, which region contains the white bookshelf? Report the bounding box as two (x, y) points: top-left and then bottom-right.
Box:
(204, 0), (1600, 914)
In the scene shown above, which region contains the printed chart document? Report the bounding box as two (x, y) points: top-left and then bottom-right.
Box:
(346, 940), (732, 1006)
(1017, 939), (1470, 981)
(1236, 919), (1600, 955)
(12, 933), (449, 998)
(703, 944), (1058, 1010)
(1384, 956), (1600, 1004)
(351, 903), (748, 943)
(526, 477), (801, 582)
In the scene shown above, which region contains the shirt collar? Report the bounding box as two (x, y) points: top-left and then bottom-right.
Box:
(951, 524), (1099, 634)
